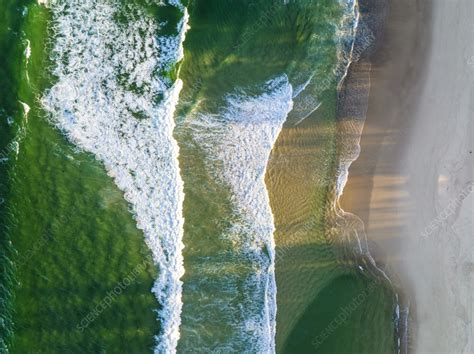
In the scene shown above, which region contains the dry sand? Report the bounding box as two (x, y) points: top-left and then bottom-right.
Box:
(340, 0), (473, 352)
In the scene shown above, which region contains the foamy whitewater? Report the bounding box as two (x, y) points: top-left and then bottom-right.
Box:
(189, 76), (293, 352)
(41, 1), (188, 352)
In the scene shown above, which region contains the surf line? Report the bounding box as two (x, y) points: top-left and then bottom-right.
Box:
(333, 1), (407, 353)
(41, 1), (189, 352)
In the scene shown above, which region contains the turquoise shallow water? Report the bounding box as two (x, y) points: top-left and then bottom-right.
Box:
(0, 0), (398, 352)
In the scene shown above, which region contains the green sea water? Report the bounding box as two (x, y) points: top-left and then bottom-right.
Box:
(284, 273), (396, 353)
(0, 0), (399, 353)
(175, 0), (398, 352)
(1, 1), (159, 352)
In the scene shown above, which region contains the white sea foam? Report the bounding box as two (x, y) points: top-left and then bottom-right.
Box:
(42, 1), (188, 352)
(24, 39), (31, 82)
(19, 101), (30, 119)
(24, 39), (31, 61)
(189, 75), (293, 352)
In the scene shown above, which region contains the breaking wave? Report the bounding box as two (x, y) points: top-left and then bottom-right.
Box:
(41, 1), (188, 352)
(187, 75), (293, 352)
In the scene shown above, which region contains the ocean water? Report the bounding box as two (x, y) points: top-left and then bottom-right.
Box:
(0, 0), (398, 353)
(1, 1), (160, 352)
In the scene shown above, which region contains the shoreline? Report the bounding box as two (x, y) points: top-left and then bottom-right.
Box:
(340, 0), (473, 353)
(269, 1), (403, 351)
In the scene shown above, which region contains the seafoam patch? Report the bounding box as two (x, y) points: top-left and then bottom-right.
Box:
(42, 1), (188, 352)
(189, 75), (293, 352)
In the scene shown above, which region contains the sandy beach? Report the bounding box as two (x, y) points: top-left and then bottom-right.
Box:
(340, 0), (473, 352)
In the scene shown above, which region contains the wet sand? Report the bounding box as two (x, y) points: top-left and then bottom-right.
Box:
(340, 0), (473, 352)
